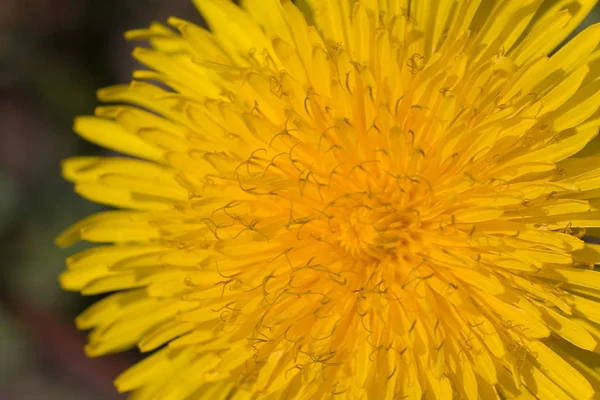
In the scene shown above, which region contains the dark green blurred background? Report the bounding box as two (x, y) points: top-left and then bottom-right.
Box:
(0, 1), (599, 399)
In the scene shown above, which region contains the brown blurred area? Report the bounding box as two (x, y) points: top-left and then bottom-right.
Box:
(0, 1), (599, 399)
(0, 1), (204, 399)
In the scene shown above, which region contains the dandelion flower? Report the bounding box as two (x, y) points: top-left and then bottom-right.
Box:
(57, 0), (600, 398)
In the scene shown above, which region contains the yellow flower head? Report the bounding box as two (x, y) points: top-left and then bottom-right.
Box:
(58, 0), (600, 399)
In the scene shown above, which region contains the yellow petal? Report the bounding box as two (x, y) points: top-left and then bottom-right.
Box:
(502, 125), (598, 166)
(509, 9), (571, 66)
(536, 267), (600, 292)
(546, 78), (600, 132)
(81, 272), (151, 295)
(478, 293), (550, 338)
(79, 217), (161, 244)
(540, 305), (597, 350)
(523, 339), (594, 399)
(97, 81), (183, 121)
(538, 64), (590, 117)
(569, 294), (600, 324)
(453, 268), (505, 295)
(453, 207), (504, 223)
(528, 0), (600, 56)
(138, 321), (195, 352)
(241, 0), (293, 43)
(193, 0), (280, 67)
(520, 359), (573, 400)
(115, 348), (170, 392)
(305, 0), (352, 49)
(75, 289), (149, 330)
(56, 211), (146, 247)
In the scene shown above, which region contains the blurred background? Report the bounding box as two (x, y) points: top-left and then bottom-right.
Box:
(0, 1), (599, 399)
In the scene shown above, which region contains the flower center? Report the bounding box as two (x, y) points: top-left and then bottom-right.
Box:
(338, 208), (379, 257)
(335, 202), (423, 260)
